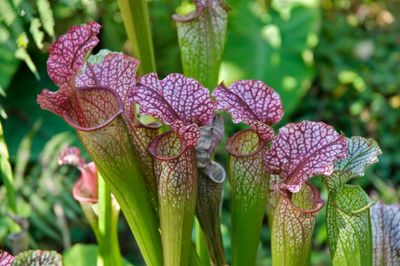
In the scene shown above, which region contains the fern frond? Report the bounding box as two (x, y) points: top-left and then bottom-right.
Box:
(0, 23), (10, 43)
(14, 47), (40, 80)
(37, 0), (54, 37)
(0, 0), (17, 26)
(29, 18), (44, 49)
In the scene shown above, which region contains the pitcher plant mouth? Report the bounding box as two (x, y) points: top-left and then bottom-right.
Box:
(226, 128), (267, 158)
(148, 130), (189, 161)
(280, 182), (324, 215)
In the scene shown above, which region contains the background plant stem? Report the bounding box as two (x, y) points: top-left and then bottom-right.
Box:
(195, 220), (210, 266)
(117, 0), (156, 74)
(97, 174), (122, 266)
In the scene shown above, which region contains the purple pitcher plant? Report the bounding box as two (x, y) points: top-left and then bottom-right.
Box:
(33, 21), (399, 266)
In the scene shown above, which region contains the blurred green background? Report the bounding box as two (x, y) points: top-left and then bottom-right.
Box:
(0, 0), (399, 265)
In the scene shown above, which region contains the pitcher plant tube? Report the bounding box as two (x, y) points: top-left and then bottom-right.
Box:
(37, 22), (162, 265)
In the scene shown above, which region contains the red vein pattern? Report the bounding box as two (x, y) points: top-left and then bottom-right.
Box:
(134, 73), (215, 146)
(77, 52), (139, 120)
(265, 121), (347, 193)
(213, 80), (283, 140)
(59, 147), (98, 203)
(0, 250), (14, 266)
(47, 22), (100, 87)
(272, 182), (324, 265)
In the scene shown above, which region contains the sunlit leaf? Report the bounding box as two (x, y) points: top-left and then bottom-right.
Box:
(37, 0), (55, 37)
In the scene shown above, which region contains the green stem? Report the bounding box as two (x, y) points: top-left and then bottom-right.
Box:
(117, 0), (156, 74)
(196, 220), (211, 266)
(97, 174), (122, 266)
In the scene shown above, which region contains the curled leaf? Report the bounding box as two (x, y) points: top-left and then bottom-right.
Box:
(326, 185), (375, 266)
(213, 80), (283, 140)
(196, 114), (224, 176)
(76, 50), (139, 120)
(47, 22), (100, 86)
(173, 0), (229, 89)
(371, 202), (400, 265)
(195, 115), (226, 265)
(265, 121), (347, 193)
(134, 73), (215, 146)
(59, 147), (98, 203)
(272, 182), (324, 266)
(0, 250), (14, 266)
(324, 136), (382, 191)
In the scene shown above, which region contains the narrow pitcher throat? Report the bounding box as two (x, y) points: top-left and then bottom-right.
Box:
(226, 128), (269, 158)
(279, 182), (324, 215)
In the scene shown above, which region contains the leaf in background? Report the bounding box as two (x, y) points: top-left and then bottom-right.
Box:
(0, 0), (16, 27)
(12, 250), (62, 266)
(324, 136), (382, 191)
(213, 79), (283, 140)
(63, 244), (133, 266)
(14, 47), (39, 80)
(0, 45), (19, 91)
(271, 182), (323, 266)
(326, 185), (375, 266)
(370, 202), (400, 265)
(265, 121), (347, 193)
(221, 0), (320, 116)
(173, 0), (229, 89)
(29, 18), (44, 49)
(37, 0), (55, 37)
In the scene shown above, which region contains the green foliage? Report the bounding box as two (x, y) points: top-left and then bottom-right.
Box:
(63, 244), (133, 266)
(222, 0), (320, 117)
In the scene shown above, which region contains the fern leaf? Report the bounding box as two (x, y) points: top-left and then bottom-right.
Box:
(0, 0), (16, 26)
(30, 17), (44, 49)
(37, 0), (54, 37)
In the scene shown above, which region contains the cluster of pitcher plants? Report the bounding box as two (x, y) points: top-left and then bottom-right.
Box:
(1, 1), (399, 265)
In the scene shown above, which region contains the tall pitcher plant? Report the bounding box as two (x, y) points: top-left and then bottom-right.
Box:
(34, 14), (399, 266)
